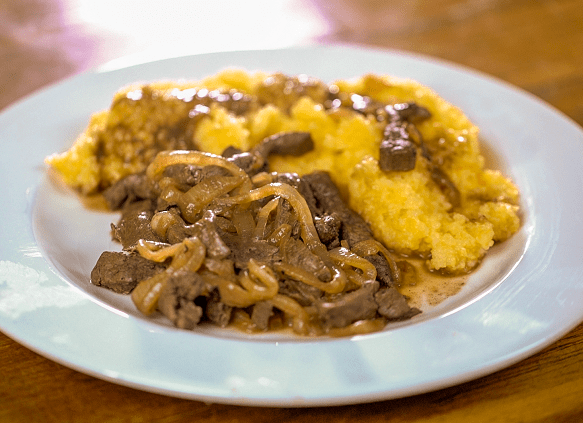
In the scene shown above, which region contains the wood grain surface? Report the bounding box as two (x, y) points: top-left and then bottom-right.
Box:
(2, 0), (583, 421)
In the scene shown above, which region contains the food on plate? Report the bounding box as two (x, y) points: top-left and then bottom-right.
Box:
(45, 69), (521, 335)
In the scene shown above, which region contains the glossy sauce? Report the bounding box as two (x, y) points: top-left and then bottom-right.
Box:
(396, 258), (468, 309)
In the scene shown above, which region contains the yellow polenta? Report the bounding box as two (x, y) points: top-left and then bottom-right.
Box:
(45, 69), (520, 273)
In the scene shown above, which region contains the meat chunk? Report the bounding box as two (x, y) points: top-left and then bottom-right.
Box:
(205, 289), (233, 327)
(251, 301), (274, 331)
(430, 165), (461, 208)
(191, 216), (231, 259)
(157, 270), (208, 330)
(90, 251), (165, 294)
(164, 213), (231, 258)
(377, 102), (433, 172)
(374, 287), (421, 320)
(102, 173), (157, 210)
(314, 213), (341, 249)
(365, 253), (395, 287)
(281, 237), (331, 281)
(111, 199), (162, 249)
(316, 283), (380, 329)
(379, 137), (417, 172)
(391, 102), (432, 123)
(301, 171), (373, 247)
(256, 131), (314, 157)
(256, 73), (329, 112)
(278, 279), (323, 307)
(222, 236), (279, 271)
(224, 148), (266, 175)
(223, 132), (314, 176)
(162, 164), (203, 187)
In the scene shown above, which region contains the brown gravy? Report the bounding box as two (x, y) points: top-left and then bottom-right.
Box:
(396, 258), (469, 309)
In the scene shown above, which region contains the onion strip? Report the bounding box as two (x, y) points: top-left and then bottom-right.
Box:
(270, 294), (310, 335)
(147, 150), (246, 181)
(202, 259), (279, 308)
(132, 237), (206, 315)
(274, 262), (346, 294)
(131, 272), (169, 315)
(328, 246), (377, 283)
(266, 223), (292, 246)
(135, 240), (184, 262)
(150, 210), (184, 239)
(253, 197), (279, 240)
(178, 175), (244, 222)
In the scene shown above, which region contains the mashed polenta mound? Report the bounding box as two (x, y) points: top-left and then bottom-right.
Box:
(46, 69), (520, 273)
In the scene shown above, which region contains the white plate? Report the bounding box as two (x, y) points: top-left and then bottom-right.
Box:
(1, 45), (583, 407)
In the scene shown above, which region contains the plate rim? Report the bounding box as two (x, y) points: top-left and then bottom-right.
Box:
(1, 44), (583, 407)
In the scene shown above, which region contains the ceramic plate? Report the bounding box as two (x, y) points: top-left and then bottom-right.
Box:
(1, 45), (583, 406)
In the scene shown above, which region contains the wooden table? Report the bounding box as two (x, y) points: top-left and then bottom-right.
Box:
(2, 0), (583, 421)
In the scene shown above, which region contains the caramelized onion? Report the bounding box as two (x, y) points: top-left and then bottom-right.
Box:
(253, 197), (279, 240)
(274, 262), (346, 294)
(135, 239), (184, 262)
(131, 272), (169, 315)
(178, 175), (243, 223)
(147, 150), (252, 193)
(270, 294), (310, 335)
(328, 246), (378, 283)
(216, 182), (322, 251)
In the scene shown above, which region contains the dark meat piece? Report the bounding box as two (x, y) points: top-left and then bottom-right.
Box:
(221, 145), (243, 159)
(251, 301), (274, 331)
(199, 164), (232, 179)
(316, 282), (380, 329)
(430, 165), (461, 208)
(162, 164), (203, 188)
(91, 251), (165, 294)
(379, 137), (417, 172)
(194, 87), (257, 116)
(223, 132), (314, 176)
(301, 171), (373, 247)
(278, 278), (323, 307)
(191, 216), (231, 259)
(379, 103), (460, 207)
(314, 213), (341, 249)
(205, 289), (233, 327)
(256, 132), (314, 157)
(378, 112), (418, 172)
(166, 221), (197, 245)
(270, 197), (301, 239)
(365, 253), (395, 288)
(256, 73), (329, 112)
(111, 199), (161, 249)
(221, 235), (279, 271)
(377, 103), (433, 172)
(374, 287), (421, 320)
(157, 270), (208, 330)
(223, 148), (266, 175)
(392, 102), (432, 123)
(281, 237), (331, 282)
(325, 91), (385, 116)
(273, 172), (302, 189)
(102, 173), (157, 210)
(165, 213), (231, 258)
